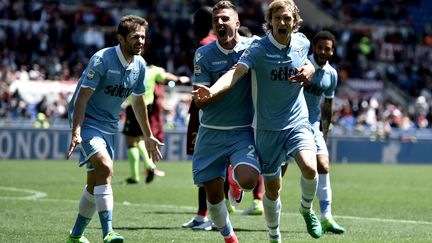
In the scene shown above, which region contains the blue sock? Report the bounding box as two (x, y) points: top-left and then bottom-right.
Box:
(71, 214), (92, 237)
(98, 210), (113, 237)
(320, 200), (330, 214)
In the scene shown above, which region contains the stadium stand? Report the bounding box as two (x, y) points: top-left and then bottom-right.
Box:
(0, 0), (431, 140)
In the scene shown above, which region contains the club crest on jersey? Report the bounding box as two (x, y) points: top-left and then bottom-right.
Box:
(87, 70), (95, 80)
(132, 68), (139, 81)
(296, 47), (305, 57)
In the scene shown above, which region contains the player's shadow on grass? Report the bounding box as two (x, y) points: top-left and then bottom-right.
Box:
(112, 226), (188, 231)
(103, 226), (292, 234)
(104, 226), (271, 233)
(90, 226), (214, 231)
(233, 228), (293, 234)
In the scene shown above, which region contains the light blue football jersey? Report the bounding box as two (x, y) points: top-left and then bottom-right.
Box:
(192, 35), (259, 129)
(239, 32), (310, 131)
(303, 55), (338, 124)
(68, 45), (146, 134)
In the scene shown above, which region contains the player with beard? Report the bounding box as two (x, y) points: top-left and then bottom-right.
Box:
(190, 2), (262, 242)
(66, 15), (163, 243)
(302, 30), (345, 234)
(192, 0), (322, 241)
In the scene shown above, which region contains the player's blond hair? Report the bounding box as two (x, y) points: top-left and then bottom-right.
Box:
(263, 0), (302, 33)
(213, 1), (238, 14)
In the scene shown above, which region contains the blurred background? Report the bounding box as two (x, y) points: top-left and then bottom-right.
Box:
(0, 0), (431, 163)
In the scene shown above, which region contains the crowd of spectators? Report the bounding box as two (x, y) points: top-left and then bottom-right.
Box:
(309, 0), (432, 139)
(1, 0), (432, 139)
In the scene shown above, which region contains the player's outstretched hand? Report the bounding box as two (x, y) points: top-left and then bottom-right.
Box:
(144, 136), (165, 162)
(66, 133), (82, 160)
(289, 67), (309, 84)
(290, 62), (315, 85)
(191, 84), (211, 102)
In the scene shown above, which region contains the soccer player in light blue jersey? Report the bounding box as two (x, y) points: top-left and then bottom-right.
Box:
(193, 0), (322, 241)
(191, 2), (262, 242)
(65, 15), (164, 243)
(303, 30), (345, 234)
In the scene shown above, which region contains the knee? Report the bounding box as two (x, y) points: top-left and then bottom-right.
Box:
(265, 187), (280, 200)
(299, 161), (317, 179)
(317, 157), (330, 174)
(317, 163), (329, 174)
(206, 193), (222, 204)
(303, 167), (317, 179)
(297, 155), (318, 179)
(239, 178), (257, 191)
(235, 166), (259, 191)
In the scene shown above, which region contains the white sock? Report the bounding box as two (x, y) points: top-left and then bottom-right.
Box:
(300, 175), (317, 210)
(263, 194), (281, 236)
(207, 200), (229, 228)
(317, 173), (332, 220)
(94, 184), (113, 212)
(79, 186), (96, 218)
(207, 200), (234, 237)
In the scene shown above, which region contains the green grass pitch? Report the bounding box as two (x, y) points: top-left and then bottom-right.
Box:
(0, 160), (431, 242)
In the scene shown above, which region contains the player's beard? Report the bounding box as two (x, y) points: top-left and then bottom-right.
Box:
(314, 54), (327, 66)
(125, 40), (143, 56)
(131, 45), (143, 55)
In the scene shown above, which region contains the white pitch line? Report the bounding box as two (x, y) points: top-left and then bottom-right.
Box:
(334, 215), (432, 225)
(0, 188), (431, 226)
(0, 186), (47, 200)
(109, 200), (432, 226)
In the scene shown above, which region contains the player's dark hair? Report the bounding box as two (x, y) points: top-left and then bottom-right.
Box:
(193, 6), (213, 39)
(117, 15), (148, 38)
(239, 26), (252, 37)
(313, 30), (336, 47)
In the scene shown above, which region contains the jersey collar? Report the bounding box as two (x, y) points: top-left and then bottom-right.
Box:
(269, 33), (289, 50)
(115, 45), (135, 69)
(216, 40), (233, 55)
(216, 35), (244, 55)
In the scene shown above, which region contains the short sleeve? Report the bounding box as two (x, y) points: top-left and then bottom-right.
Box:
(238, 41), (260, 70)
(81, 55), (106, 89)
(192, 48), (211, 86)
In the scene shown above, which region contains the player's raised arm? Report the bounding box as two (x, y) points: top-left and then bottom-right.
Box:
(192, 64), (248, 103)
